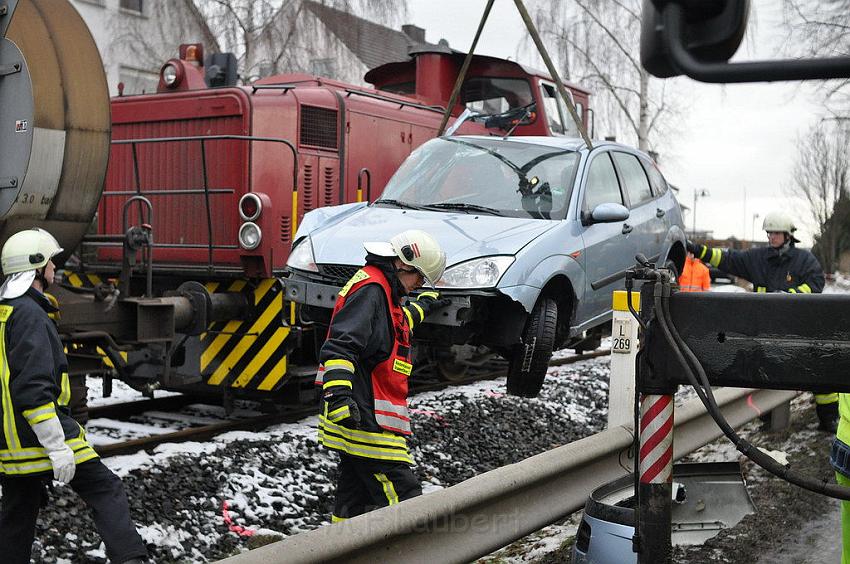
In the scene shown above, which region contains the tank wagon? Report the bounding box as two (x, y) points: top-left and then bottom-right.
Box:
(4, 0), (593, 407)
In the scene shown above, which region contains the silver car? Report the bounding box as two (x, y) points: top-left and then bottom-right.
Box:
(283, 136), (685, 396)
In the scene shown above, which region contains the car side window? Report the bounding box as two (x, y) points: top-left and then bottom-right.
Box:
(583, 153), (623, 211)
(612, 152), (653, 207)
(641, 158), (669, 196)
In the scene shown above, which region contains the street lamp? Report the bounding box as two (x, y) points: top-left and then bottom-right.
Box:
(752, 213), (760, 244)
(692, 189), (710, 238)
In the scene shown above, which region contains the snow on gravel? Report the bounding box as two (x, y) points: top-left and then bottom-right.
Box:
(17, 281), (850, 562)
(20, 353), (616, 563)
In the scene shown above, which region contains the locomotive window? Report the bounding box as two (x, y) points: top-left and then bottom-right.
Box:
(540, 82), (580, 138)
(461, 77), (532, 115)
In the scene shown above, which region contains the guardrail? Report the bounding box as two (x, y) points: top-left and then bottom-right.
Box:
(219, 387), (797, 563)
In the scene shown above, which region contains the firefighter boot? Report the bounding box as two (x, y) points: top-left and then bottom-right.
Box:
(817, 401), (839, 433)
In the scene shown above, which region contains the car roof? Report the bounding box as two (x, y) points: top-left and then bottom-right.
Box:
(447, 135), (644, 155)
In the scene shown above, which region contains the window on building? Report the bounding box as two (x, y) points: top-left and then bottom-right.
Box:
(120, 0), (143, 13)
(118, 66), (158, 95)
(310, 58), (336, 77)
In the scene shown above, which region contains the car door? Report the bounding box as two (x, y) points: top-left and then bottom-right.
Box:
(611, 151), (665, 265)
(576, 151), (634, 325)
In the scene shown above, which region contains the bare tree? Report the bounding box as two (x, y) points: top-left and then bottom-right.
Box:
(108, 1), (222, 88)
(524, 0), (678, 152)
(789, 120), (850, 271)
(111, 1), (407, 85)
(192, 0), (406, 82)
(782, 0), (850, 117)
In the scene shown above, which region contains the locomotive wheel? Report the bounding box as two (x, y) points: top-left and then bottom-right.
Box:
(506, 297), (557, 397)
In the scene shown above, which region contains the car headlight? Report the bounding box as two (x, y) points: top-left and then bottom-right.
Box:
(238, 222), (262, 250)
(287, 236), (318, 272)
(438, 256), (515, 288)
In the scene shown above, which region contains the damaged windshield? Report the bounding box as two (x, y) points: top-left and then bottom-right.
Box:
(376, 138), (578, 219)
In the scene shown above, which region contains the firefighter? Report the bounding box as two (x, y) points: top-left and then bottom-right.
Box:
(832, 394), (850, 563)
(687, 210), (836, 431)
(0, 228), (149, 564)
(316, 229), (450, 522)
(679, 251), (711, 292)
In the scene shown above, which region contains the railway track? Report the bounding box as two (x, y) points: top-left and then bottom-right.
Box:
(91, 349), (612, 458)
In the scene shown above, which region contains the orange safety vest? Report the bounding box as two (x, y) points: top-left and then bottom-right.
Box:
(328, 264), (413, 435)
(680, 256), (711, 292)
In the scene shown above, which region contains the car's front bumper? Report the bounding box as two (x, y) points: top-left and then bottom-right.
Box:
(281, 275), (472, 327)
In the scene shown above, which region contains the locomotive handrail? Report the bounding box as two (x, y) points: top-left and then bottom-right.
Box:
(121, 195), (153, 296)
(357, 168), (371, 203)
(250, 84), (297, 94)
(343, 88), (446, 114)
(218, 387), (797, 564)
(108, 135), (298, 270)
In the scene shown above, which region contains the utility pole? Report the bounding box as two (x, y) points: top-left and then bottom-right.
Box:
(752, 213), (760, 245)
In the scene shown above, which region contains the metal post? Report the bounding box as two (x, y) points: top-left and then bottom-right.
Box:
(609, 290), (641, 428)
(638, 393), (674, 564)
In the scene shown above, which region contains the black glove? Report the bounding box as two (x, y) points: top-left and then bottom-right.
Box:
(323, 386), (361, 429)
(686, 240), (700, 255)
(412, 291), (452, 318)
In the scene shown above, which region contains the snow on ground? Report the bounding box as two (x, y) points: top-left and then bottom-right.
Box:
(25, 353), (616, 562)
(22, 279), (850, 562)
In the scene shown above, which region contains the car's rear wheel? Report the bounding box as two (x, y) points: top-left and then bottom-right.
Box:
(506, 297), (557, 397)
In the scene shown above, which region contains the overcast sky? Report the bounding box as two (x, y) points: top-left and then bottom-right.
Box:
(407, 0), (827, 246)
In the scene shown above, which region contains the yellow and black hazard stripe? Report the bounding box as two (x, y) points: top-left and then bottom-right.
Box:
(61, 271), (128, 366)
(200, 279), (291, 392)
(62, 270), (104, 290)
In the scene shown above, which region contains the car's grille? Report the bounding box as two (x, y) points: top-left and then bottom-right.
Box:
(318, 264), (360, 284)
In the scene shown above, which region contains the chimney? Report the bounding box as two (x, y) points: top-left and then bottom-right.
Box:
(402, 24), (426, 43)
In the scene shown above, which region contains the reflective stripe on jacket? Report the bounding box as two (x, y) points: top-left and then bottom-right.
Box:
(695, 243), (824, 293)
(0, 291), (98, 476)
(317, 265), (414, 463)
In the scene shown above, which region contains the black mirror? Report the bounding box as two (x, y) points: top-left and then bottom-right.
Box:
(641, 0), (850, 83)
(585, 203), (630, 225)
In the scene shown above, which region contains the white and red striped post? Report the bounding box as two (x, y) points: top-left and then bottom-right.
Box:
(638, 393), (674, 563)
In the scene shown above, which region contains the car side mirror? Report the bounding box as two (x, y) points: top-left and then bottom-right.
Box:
(640, 0), (850, 83)
(584, 203), (630, 225)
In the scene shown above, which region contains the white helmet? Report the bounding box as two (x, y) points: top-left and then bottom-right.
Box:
(364, 229), (447, 286)
(1, 228), (63, 275)
(762, 211), (796, 235)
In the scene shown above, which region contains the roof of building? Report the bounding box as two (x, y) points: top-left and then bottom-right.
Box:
(303, 1), (445, 69)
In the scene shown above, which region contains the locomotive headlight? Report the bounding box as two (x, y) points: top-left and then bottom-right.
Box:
(162, 63), (179, 87)
(239, 193), (262, 221)
(287, 236), (318, 272)
(438, 256), (514, 289)
(238, 222), (262, 250)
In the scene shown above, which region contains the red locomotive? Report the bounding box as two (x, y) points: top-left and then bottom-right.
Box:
(56, 43), (591, 402)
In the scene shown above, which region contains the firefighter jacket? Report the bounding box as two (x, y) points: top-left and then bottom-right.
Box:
(0, 288), (98, 476)
(694, 243), (824, 294)
(679, 256), (711, 292)
(316, 264), (415, 465)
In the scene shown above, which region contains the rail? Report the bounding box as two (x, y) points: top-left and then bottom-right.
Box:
(99, 135), (298, 271)
(218, 387), (797, 564)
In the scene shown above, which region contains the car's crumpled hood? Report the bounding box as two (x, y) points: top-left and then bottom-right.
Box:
(307, 206), (559, 267)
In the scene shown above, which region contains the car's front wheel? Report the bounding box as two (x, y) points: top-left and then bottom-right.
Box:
(506, 297), (557, 397)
